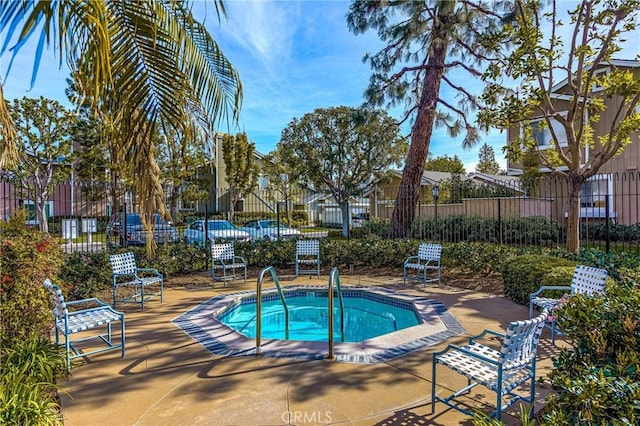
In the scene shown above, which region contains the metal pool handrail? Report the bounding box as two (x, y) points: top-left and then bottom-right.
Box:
(328, 267), (345, 359)
(256, 266), (289, 355)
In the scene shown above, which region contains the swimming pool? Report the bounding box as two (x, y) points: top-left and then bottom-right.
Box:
(217, 290), (420, 342)
(174, 285), (465, 363)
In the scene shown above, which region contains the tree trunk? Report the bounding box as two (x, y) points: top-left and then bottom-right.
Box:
(566, 173), (585, 253)
(229, 188), (236, 224)
(36, 195), (48, 233)
(340, 201), (350, 238)
(389, 3), (451, 238)
(169, 185), (179, 222)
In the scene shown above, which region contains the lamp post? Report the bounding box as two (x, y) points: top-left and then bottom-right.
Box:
(432, 184), (439, 241)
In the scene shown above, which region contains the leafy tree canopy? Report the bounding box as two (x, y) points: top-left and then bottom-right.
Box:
(278, 106), (407, 236)
(478, 0), (640, 252)
(425, 155), (466, 174)
(475, 143), (502, 175)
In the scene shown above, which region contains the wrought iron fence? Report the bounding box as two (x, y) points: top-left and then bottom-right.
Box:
(1, 171), (638, 255)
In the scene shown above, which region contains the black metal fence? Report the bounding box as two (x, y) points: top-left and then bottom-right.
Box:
(1, 171), (639, 255)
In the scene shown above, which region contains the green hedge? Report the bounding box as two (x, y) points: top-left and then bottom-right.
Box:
(502, 255), (577, 305)
(542, 278), (640, 424)
(57, 239), (639, 304)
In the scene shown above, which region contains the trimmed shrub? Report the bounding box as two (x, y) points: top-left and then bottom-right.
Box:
(542, 278), (640, 425)
(502, 255), (577, 305)
(444, 242), (528, 274)
(59, 250), (112, 299)
(0, 211), (65, 343)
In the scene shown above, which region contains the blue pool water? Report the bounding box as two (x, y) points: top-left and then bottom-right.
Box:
(216, 291), (420, 342)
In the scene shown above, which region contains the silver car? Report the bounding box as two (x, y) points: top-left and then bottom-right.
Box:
(183, 220), (251, 245)
(239, 219), (302, 241)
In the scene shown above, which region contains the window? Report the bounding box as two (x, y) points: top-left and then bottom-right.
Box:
(529, 114), (568, 148)
(580, 174), (615, 219)
(258, 175), (269, 190)
(21, 200), (53, 225)
(590, 67), (608, 93)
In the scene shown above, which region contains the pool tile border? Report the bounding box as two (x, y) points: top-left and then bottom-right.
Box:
(172, 286), (465, 364)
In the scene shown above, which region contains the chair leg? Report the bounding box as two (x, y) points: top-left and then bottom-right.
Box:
(431, 360), (437, 414)
(496, 383), (502, 421)
(65, 335), (72, 372)
(140, 282), (145, 311)
(121, 315), (126, 358)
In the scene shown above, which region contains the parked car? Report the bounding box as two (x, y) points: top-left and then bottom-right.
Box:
(352, 212), (370, 228)
(106, 213), (180, 247)
(239, 219), (302, 241)
(183, 220), (251, 245)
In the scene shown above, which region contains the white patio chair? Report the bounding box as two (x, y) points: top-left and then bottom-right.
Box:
(529, 264), (607, 344)
(43, 279), (125, 371)
(109, 252), (163, 310)
(403, 243), (441, 286)
(295, 240), (320, 277)
(432, 311), (548, 421)
(211, 243), (247, 286)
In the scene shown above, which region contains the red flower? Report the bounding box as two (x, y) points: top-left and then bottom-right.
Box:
(36, 240), (49, 253)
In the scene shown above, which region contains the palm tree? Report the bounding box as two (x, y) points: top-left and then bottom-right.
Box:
(0, 0), (242, 249)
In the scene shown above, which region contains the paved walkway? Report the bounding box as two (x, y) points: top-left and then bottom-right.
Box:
(59, 273), (560, 425)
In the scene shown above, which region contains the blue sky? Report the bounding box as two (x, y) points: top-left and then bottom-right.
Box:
(2, 1), (639, 173)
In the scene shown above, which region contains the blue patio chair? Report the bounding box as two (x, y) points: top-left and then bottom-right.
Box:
(109, 252), (163, 310)
(529, 264), (607, 344)
(295, 240), (320, 277)
(211, 243), (247, 286)
(43, 279), (125, 371)
(403, 243), (441, 286)
(432, 311), (548, 421)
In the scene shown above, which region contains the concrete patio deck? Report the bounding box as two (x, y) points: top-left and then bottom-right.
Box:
(58, 272), (560, 425)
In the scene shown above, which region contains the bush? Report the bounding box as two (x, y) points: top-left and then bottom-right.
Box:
(59, 250), (113, 299)
(0, 335), (66, 426)
(444, 242), (528, 274)
(502, 255), (577, 305)
(542, 278), (640, 425)
(0, 211), (65, 343)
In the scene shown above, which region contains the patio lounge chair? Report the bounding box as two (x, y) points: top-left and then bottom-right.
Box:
(211, 243), (247, 286)
(109, 252), (164, 310)
(432, 311), (548, 421)
(295, 240), (320, 277)
(403, 243), (441, 286)
(43, 279), (125, 371)
(529, 264), (607, 344)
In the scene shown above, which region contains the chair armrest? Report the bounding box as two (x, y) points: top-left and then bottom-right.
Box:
(67, 304), (123, 317)
(136, 267), (161, 275)
(433, 343), (500, 367)
(212, 258), (227, 266)
(65, 298), (110, 311)
(468, 329), (506, 345)
(530, 286), (571, 298)
(404, 256), (419, 264)
(233, 256), (247, 264)
(113, 272), (136, 278)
